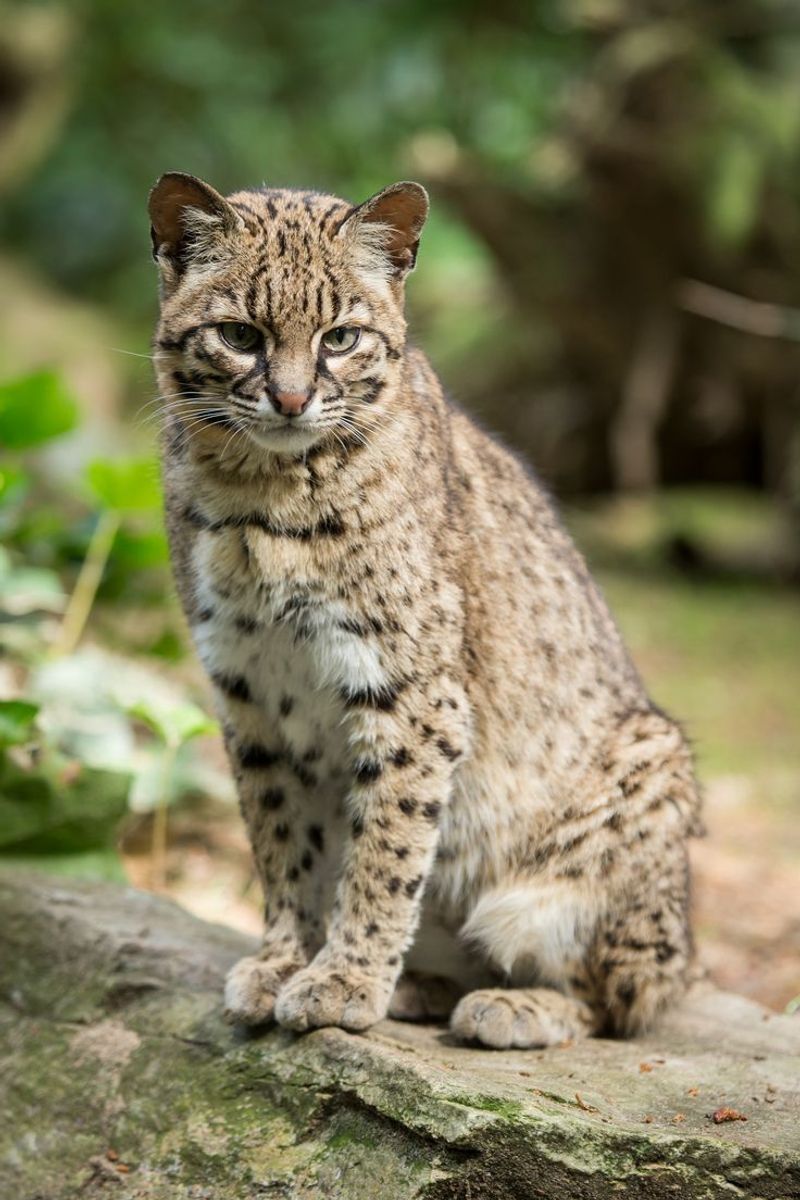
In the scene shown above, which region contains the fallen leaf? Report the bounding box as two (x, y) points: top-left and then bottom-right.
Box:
(687, 1087), (699, 1097)
(671, 1113), (686, 1124)
(711, 1107), (747, 1124)
(575, 1092), (598, 1113)
(639, 1062), (654, 1073)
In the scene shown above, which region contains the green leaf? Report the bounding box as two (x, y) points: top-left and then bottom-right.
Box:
(0, 758), (129, 852)
(110, 526), (169, 569)
(0, 464), (29, 507)
(128, 698), (217, 748)
(703, 132), (764, 247)
(0, 699), (40, 746)
(0, 564), (65, 615)
(0, 371), (79, 449)
(85, 457), (162, 513)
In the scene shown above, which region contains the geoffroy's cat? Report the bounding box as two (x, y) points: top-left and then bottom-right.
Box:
(149, 172), (702, 1047)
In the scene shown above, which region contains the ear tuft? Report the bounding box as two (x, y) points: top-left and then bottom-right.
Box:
(341, 181), (429, 278)
(147, 172), (240, 269)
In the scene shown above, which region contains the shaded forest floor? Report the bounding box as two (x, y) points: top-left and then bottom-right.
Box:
(123, 492), (800, 1014)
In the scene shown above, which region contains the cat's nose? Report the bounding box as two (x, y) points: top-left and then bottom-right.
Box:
(270, 390), (312, 417)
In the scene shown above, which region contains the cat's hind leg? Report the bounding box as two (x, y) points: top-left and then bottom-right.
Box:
(450, 880), (604, 1048)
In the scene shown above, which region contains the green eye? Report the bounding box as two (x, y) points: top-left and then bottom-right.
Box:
(321, 326), (361, 354)
(219, 322), (261, 352)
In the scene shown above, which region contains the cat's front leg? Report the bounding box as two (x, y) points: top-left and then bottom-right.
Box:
(220, 718), (324, 1026)
(274, 693), (468, 1033)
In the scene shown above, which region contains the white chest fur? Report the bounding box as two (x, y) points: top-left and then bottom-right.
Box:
(190, 530), (388, 766)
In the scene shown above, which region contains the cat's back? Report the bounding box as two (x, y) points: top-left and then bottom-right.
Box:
(437, 387), (648, 724)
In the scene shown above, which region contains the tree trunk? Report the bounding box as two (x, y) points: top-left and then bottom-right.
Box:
(1, 869), (798, 1199)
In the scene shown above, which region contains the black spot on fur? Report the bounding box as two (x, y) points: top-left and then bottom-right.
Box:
(212, 672), (252, 703)
(422, 801), (441, 821)
(279, 695), (294, 718)
(389, 747), (413, 768)
(239, 744), (281, 769)
(307, 824), (324, 852)
(436, 737), (460, 761)
(262, 788), (285, 811)
(398, 797), (416, 816)
(355, 760), (383, 785)
(405, 875), (423, 898)
(289, 758), (317, 789)
(234, 614), (261, 634)
(342, 679), (405, 712)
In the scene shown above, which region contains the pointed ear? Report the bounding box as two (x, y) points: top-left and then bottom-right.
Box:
(340, 181), (429, 279)
(147, 172), (242, 273)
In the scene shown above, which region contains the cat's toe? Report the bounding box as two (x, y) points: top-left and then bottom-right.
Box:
(450, 989), (516, 1048)
(223, 954), (300, 1026)
(274, 965), (390, 1032)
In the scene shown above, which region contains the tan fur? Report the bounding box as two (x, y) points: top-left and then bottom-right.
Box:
(149, 174), (702, 1047)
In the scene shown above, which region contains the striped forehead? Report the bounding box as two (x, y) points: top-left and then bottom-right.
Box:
(228, 189), (355, 332)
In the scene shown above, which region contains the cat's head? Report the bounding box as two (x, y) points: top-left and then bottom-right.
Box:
(148, 173), (428, 457)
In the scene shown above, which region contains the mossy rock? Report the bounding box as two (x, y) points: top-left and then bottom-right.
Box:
(1, 869), (798, 1198)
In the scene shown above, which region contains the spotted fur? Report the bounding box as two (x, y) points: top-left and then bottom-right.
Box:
(149, 172), (702, 1047)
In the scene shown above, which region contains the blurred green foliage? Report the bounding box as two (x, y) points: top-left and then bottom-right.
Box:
(3, 0), (800, 496)
(0, 369), (78, 449)
(0, 370), (227, 879)
(7, 0), (799, 299)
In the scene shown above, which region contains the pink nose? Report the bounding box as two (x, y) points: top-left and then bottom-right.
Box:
(272, 390), (311, 416)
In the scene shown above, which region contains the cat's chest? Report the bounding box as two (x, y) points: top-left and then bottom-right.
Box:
(190, 527), (388, 759)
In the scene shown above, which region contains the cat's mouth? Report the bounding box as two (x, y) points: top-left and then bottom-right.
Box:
(244, 419), (326, 454)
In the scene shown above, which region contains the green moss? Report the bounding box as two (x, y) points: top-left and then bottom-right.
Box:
(447, 1094), (526, 1121)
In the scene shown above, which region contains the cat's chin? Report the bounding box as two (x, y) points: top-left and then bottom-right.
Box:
(245, 424), (326, 455)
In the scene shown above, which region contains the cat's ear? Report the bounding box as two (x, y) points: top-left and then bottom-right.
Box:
(340, 181), (429, 279)
(148, 172), (242, 277)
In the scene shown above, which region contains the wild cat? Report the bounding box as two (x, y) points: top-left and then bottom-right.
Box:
(148, 171), (702, 1048)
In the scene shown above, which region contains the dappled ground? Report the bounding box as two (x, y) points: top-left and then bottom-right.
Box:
(123, 492), (800, 1015)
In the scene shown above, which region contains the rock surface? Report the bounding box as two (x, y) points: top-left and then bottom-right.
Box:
(0, 869), (798, 1199)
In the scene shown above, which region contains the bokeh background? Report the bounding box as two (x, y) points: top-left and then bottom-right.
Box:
(1, 0), (798, 1011)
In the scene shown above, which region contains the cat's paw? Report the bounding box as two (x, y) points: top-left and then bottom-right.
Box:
(450, 987), (596, 1049)
(450, 989), (543, 1048)
(388, 971), (464, 1022)
(223, 954), (302, 1026)
(274, 964), (392, 1032)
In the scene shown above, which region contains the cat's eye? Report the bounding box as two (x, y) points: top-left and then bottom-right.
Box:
(321, 326), (361, 355)
(219, 322), (262, 352)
